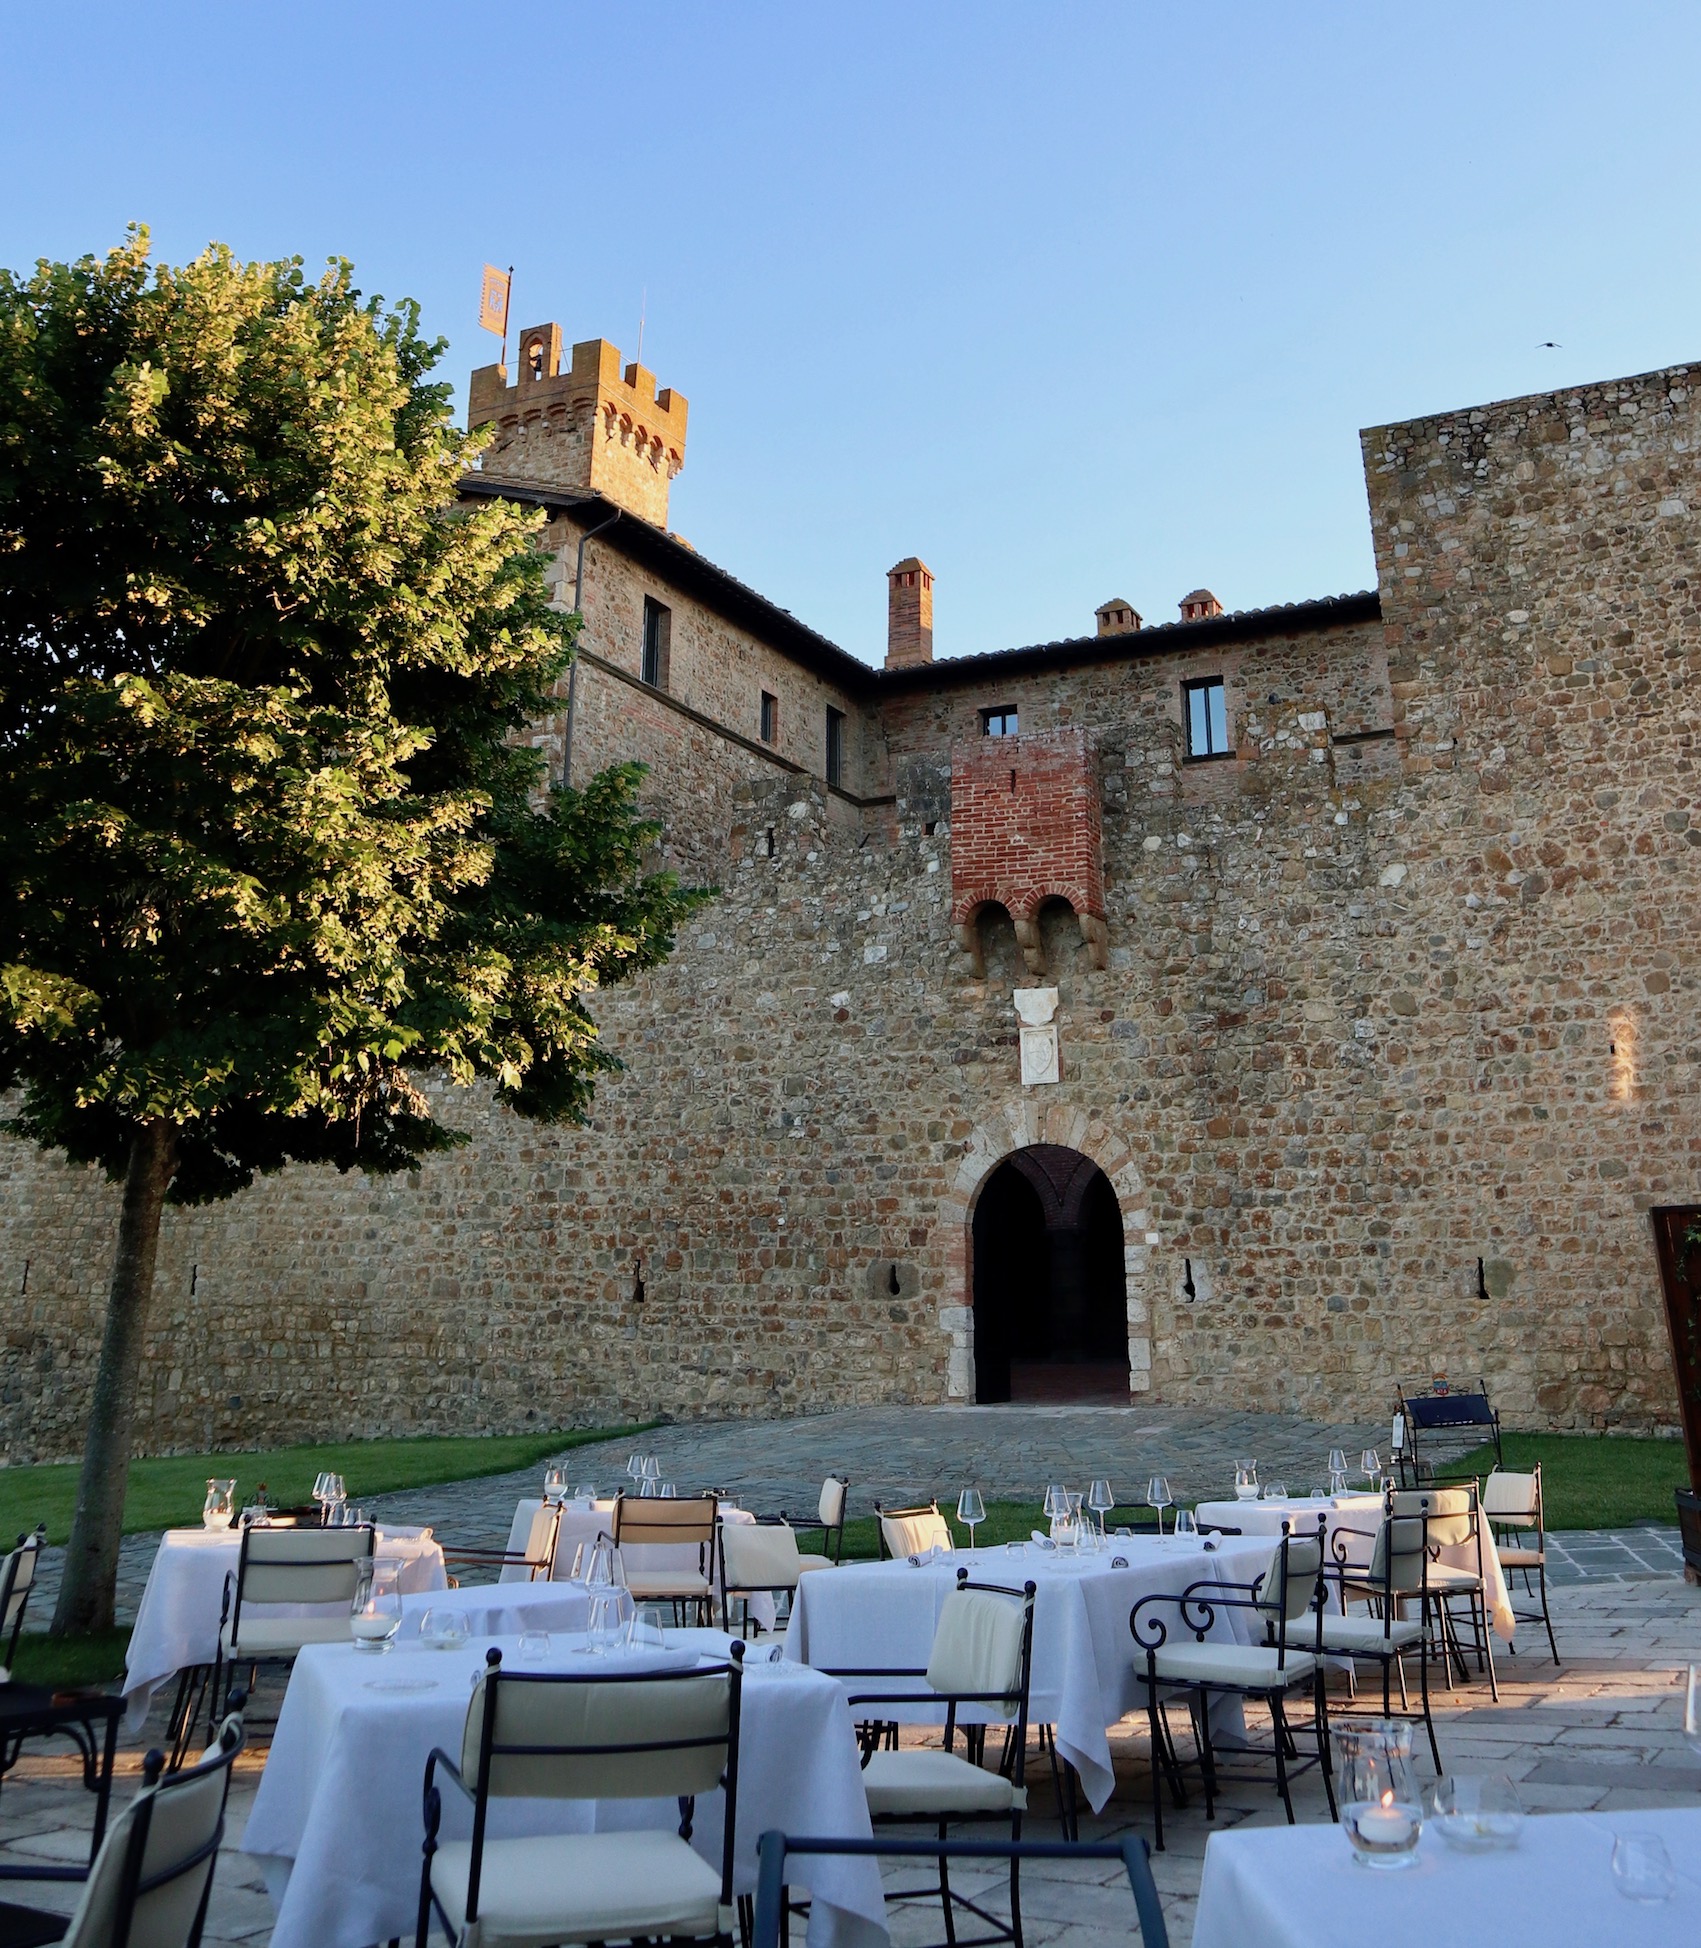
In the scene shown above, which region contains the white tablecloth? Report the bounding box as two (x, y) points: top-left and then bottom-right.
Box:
(121, 1524), (448, 1731)
(241, 1630), (886, 1948)
(396, 1581), (590, 1641)
(505, 1498), (778, 1629)
(1195, 1494), (1516, 1640)
(1193, 1805), (1701, 1948)
(785, 1536), (1277, 1812)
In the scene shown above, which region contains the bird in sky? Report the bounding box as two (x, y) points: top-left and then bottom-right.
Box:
(1538, 341), (1562, 349)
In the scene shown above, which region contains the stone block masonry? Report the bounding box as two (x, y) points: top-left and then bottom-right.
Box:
(0, 354), (1697, 1458)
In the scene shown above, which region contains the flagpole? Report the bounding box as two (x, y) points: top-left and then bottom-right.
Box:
(500, 264), (514, 374)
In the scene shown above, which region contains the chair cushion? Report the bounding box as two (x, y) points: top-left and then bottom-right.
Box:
(428, 1831), (722, 1948)
(861, 1748), (1026, 1817)
(1148, 1642), (1318, 1689)
(795, 1555), (834, 1574)
(223, 1614), (352, 1655)
(624, 1572), (712, 1600)
(926, 1588), (1025, 1713)
(1318, 1613), (1424, 1654)
(1424, 1564), (1484, 1591)
(1495, 1545), (1544, 1567)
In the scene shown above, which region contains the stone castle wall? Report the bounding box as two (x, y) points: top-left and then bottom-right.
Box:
(1, 364), (1696, 1459)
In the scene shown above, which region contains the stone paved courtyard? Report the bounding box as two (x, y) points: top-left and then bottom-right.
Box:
(3, 1579), (1698, 1948)
(9, 1412), (1699, 1946)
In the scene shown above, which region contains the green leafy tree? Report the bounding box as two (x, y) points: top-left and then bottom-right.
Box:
(0, 231), (701, 1633)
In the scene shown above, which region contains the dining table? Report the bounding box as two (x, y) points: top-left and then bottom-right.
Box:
(1193, 1492), (1517, 1640)
(395, 1579), (591, 1640)
(120, 1522), (447, 1732)
(784, 1532), (1280, 1812)
(241, 1627), (888, 1948)
(1191, 1804), (1701, 1948)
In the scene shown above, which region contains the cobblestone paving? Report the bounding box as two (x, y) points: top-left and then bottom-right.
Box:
(4, 1579), (1698, 1948)
(368, 1402), (1393, 1550)
(26, 1406), (1686, 1621)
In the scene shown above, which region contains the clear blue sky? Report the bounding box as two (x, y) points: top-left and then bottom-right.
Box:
(4, 2), (1697, 666)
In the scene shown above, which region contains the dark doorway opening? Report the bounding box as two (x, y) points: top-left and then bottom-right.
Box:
(971, 1145), (1129, 1404)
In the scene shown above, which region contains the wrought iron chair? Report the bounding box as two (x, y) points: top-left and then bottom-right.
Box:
(751, 1833), (1168, 1948)
(0, 1526), (45, 1666)
(875, 1500), (954, 1559)
(825, 1570), (1037, 1948)
(417, 1644), (744, 1948)
(1322, 1500), (1442, 1771)
(1130, 1521), (1336, 1847)
(439, 1500), (564, 1586)
(1483, 1465), (1559, 1663)
(612, 1491), (720, 1624)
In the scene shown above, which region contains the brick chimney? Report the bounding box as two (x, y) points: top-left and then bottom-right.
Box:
(886, 558), (934, 669)
(1095, 598), (1142, 637)
(1179, 588), (1223, 622)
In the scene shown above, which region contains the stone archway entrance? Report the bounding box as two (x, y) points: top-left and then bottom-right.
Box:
(972, 1146), (1129, 1402)
(932, 1101), (1156, 1404)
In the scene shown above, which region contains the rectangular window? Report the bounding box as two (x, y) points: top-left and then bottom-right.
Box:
(1183, 677), (1230, 760)
(825, 707), (845, 787)
(981, 706), (1019, 738)
(760, 691), (778, 744)
(641, 596), (671, 689)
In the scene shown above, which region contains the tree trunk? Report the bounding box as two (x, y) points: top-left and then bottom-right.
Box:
(50, 1118), (178, 1637)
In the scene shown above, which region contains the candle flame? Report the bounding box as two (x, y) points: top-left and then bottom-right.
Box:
(1380, 1789), (1394, 1809)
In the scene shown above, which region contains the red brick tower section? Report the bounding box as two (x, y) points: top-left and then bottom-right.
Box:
(950, 728), (1108, 975)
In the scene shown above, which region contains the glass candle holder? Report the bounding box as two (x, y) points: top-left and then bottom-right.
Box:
(1335, 1721), (1422, 1869)
(351, 1561), (402, 1653)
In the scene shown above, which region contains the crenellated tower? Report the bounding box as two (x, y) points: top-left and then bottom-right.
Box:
(467, 325), (688, 526)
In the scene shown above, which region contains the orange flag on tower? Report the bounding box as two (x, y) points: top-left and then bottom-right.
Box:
(478, 265), (511, 338)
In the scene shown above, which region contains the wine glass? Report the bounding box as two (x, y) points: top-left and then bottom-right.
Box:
(573, 1483), (596, 1506)
(311, 1471), (331, 1521)
(1265, 1479), (1290, 1502)
(1087, 1479), (1115, 1543)
(1360, 1449), (1382, 1490)
(957, 1488), (986, 1554)
(1611, 1832), (1675, 1903)
(1684, 1666), (1701, 1758)
(627, 1453), (645, 1487)
(1147, 1475), (1172, 1538)
(642, 1456), (661, 1488)
(1173, 1508), (1199, 1542)
(1328, 1447), (1348, 1478)
(418, 1607), (467, 1652)
(627, 1604), (667, 1653)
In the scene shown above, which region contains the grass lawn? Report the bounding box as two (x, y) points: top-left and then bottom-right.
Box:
(1452, 1431), (1689, 1530)
(12, 1628), (131, 1689)
(0, 1423), (653, 1549)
